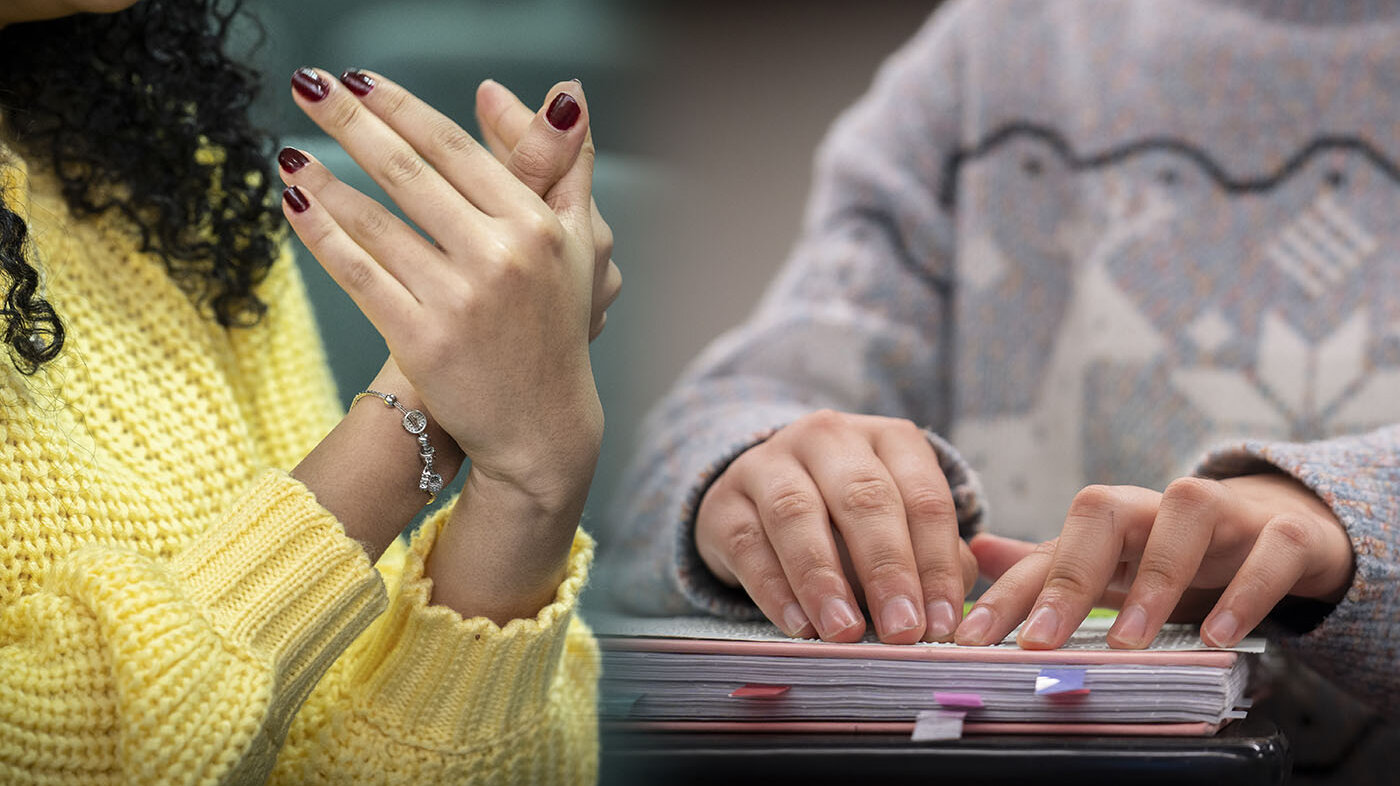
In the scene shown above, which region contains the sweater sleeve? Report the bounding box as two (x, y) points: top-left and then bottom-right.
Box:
(603, 4), (984, 619)
(270, 515), (600, 785)
(1195, 425), (1400, 713)
(0, 471), (388, 785)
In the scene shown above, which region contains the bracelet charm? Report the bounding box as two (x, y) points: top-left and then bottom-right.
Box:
(353, 389), (444, 503)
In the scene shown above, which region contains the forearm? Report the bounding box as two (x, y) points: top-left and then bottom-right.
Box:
(291, 363), (466, 563)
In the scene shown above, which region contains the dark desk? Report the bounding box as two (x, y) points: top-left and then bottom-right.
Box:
(599, 715), (1290, 786)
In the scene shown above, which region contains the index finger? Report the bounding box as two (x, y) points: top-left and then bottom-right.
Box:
(1017, 485), (1161, 649)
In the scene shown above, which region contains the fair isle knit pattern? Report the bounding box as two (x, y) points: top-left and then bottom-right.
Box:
(608, 0), (1400, 712)
(0, 144), (599, 784)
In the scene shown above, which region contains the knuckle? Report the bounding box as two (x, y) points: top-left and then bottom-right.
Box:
(511, 143), (555, 180)
(1133, 557), (1182, 593)
(862, 550), (914, 590)
(380, 87), (412, 119)
(754, 572), (794, 605)
(520, 209), (566, 251)
(840, 475), (899, 519)
(328, 98), (362, 131)
(1068, 484), (1120, 518)
(800, 409), (847, 433)
(903, 486), (955, 523)
(341, 258), (377, 294)
(1265, 516), (1314, 553)
(1162, 476), (1226, 510)
(595, 218), (615, 255)
(765, 484), (822, 532)
(1042, 556), (1100, 600)
(723, 523), (767, 565)
(791, 558), (845, 597)
(430, 120), (477, 156)
(352, 204), (393, 242)
(380, 148), (426, 188)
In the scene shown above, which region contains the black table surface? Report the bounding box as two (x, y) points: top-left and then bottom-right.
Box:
(599, 714), (1291, 786)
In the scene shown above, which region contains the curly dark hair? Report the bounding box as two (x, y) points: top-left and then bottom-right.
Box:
(0, 0), (279, 374)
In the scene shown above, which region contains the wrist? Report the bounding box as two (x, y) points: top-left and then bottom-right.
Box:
(467, 395), (603, 512)
(424, 467), (587, 623)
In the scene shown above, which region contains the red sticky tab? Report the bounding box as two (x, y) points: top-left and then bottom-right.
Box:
(729, 684), (791, 698)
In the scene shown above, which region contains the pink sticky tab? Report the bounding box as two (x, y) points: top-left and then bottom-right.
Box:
(729, 684), (790, 698)
(933, 692), (984, 709)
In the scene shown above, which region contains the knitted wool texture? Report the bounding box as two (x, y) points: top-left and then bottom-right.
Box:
(609, 0), (1400, 714)
(0, 141), (599, 784)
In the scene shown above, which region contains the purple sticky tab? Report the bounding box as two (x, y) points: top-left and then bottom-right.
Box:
(934, 692), (984, 708)
(1035, 668), (1090, 696)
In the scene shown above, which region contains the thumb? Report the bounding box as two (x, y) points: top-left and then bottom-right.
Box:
(969, 533), (1041, 581)
(493, 81), (595, 228)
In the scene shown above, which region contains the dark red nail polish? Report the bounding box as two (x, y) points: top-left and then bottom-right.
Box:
(546, 92), (580, 131)
(340, 69), (376, 96)
(283, 185), (310, 213)
(277, 147), (309, 173)
(291, 68), (329, 101)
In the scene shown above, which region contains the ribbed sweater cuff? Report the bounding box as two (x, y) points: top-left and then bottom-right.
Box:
(347, 514), (596, 751)
(171, 471), (388, 699)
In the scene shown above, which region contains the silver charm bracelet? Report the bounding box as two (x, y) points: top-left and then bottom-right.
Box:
(351, 389), (444, 504)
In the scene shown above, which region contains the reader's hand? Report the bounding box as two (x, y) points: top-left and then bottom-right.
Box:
(957, 474), (1355, 649)
(695, 410), (978, 644)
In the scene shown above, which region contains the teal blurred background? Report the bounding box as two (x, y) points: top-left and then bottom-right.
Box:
(236, 0), (664, 550)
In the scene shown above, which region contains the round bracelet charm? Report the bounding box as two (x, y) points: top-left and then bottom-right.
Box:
(401, 409), (428, 434)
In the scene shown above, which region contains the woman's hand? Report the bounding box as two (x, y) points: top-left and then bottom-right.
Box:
(695, 410), (979, 643)
(279, 68), (602, 506)
(956, 474), (1355, 649)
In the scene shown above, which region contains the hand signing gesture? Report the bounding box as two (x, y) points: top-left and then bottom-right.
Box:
(279, 68), (602, 501)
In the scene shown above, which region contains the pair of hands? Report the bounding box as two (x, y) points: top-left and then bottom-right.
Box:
(697, 410), (1355, 648)
(279, 68), (619, 508)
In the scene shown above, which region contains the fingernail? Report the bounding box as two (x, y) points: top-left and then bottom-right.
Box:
(546, 92), (581, 131)
(956, 605), (993, 644)
(291, 67), (329, 101)
(282, 185), (309, 213)
(1019, 605), (1061, 647)
(571, 77), (583, 87)
(277, 147), (309, 174)
(880, 597), (920, 637)
(925, 600), (957, 641)
(1112, 604), (1149, 647)
(781, 603), (811, 638)
(1203, 610), (1239, 647)
(339, 68), (375, 97)
(818, 597), (861, 637)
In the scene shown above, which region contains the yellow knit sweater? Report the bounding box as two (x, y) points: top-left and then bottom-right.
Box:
(0, 145), (599, 784)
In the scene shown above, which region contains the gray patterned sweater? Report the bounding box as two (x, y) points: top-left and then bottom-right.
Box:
(607, 0), (1400, 712)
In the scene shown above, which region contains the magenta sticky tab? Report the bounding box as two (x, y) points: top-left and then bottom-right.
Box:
(729, 684), (791, 698)
(933, 692), (984, 708)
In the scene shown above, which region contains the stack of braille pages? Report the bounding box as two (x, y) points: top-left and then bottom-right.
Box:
(595, 613), (1263, 737)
